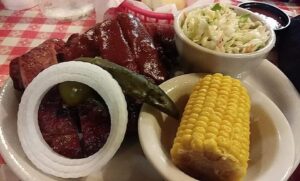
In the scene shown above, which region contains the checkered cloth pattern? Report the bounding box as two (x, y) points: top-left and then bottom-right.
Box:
(0, 0), (300, 180)
(0, 3), (96, 88)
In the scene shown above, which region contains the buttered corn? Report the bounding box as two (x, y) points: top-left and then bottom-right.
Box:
(170, 73), (251, 181)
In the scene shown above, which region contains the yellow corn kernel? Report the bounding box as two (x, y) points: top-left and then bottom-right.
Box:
(170, 73), (250, 181)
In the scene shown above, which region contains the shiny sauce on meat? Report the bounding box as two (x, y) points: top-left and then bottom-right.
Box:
(38, 87), (111, 159)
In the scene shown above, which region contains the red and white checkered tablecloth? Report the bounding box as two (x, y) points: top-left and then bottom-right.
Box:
(0, 3), (96, 88)
(0, 0), (300, 180)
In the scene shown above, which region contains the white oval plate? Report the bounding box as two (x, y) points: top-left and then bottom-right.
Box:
(244, 60), (300, 171)
(0, 60), (299, 180)
(139, 73), (295, 181)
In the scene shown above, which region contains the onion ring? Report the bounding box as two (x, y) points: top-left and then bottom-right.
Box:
(18, 61), (128, 178)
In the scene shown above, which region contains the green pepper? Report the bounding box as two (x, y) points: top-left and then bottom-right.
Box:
(74, 57), (180, 119)
(211, 3), (222, 11)
(58, 81), (95, 106)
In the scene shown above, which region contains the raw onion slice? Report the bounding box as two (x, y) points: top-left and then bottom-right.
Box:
(17, 61), (128, 178)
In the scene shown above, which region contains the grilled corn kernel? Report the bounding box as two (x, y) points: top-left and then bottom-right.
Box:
(170, 73), (250, 181)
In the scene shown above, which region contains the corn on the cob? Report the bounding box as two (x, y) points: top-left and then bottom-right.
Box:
(170, 73), (250, 181)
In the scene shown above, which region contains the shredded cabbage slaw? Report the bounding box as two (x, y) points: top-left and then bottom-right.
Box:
(182, 3), (270, 54)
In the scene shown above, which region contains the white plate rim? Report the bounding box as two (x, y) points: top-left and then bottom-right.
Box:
(244, 59), (300, 171)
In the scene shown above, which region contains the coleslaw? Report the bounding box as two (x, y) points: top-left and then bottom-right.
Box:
(182, 3), (270, 54)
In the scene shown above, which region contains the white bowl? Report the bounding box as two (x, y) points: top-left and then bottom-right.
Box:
(174, 4), (276, 77)
(138, 73), (295, 181)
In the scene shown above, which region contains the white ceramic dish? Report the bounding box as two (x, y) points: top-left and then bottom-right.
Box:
(174, 4), (276, 77)
(139, 73), (295, 181)
(244, 60), (300, 170)
(0, 60), (299, 181)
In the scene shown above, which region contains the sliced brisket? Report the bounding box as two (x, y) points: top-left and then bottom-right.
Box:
(9, 39), (65, 91)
